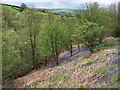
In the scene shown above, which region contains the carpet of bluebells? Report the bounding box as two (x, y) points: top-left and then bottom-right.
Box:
(25, 38), (119, 88)
(28, 50), (119, 88)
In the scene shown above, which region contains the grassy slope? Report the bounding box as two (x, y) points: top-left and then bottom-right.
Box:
(25, 38), (119, 88)
(1, 4), (20, 13)
(1, 4), (47, 15)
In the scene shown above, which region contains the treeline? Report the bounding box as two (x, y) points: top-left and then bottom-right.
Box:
(2, 2), (119, 83)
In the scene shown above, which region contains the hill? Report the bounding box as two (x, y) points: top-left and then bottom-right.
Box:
(4, 37), (119, 88)
(49, 9), (81, 15)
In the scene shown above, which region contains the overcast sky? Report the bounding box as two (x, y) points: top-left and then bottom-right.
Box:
(1, 0), (119, 9)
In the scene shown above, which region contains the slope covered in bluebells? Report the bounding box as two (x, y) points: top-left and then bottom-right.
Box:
(4, 37), (119, 88)
(26, 38), (119, 88)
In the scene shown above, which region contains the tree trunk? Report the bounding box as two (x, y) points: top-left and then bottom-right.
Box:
(77, 44), (80, 52)
(45, 56), (47, 66)
(89, 46), (93, 53)
(30, 31), (37, 69)
(55, 46), (59, 66)
(51, 36), (55, 58)
(70, 42), (72, 56)
(99, 38), (102, 43)
(32, 45), (36, 69)
(56, 55), (59, 66)
(87, 44), (93, 53)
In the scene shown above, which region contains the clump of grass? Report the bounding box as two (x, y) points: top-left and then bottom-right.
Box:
(76, 57), (84, 62)
(96, 56), (106, 62)
(95, 68), (109, 80)
(86, 61), (94, 66)
(50, 74), (63, 82)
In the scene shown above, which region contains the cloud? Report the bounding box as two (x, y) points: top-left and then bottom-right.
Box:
(2, 0), (119, 3)
(1, 0), (119, 9)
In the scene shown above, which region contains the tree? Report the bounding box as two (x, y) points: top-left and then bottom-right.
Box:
(2, 7), (14, 28)
(42, 13), (66, 65)
(77, 20), (103, 53)
(81, 2), (112, 43)
(118, 2), (120, 37)
(64, 17), (76, 56)
(82, 2), (99, 22)
(22, 9), (43, 69)
(108, 2), (120, 37)
(20, 3), (27, 12)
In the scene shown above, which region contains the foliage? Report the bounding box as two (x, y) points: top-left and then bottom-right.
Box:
(2, 29), (31, 82)
(75, 20), (106, 52)
(108, 2), (120, 37)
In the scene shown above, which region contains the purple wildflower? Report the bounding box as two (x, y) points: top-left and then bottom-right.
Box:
(102, 68), (105, 72)
(109, 83), (113, 88)
(97, 75), (103, 80)
(108, 75), (112, 80)
(111, 69), (116, 74)
(107, 69), (116, 74)
(67, 75), (71, 78)
(100, 84), (103, 88)
(109, 56), (118, 63)
(103, 80), (107, 84)
(62, 70), (65, 74)
(104, 86), (107, 88)
(110, 85), (113, 88)
(107, 70), (111, 73)
(72, 69), (76, 72)
(74, 74), (82, 80)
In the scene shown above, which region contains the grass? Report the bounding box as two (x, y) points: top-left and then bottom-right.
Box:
(86, 61), (94, 66)
(50, 74), (63, 82)
(76, 57), (84, 62)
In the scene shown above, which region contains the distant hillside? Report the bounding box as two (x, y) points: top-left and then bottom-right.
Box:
(49, 9), (81, 15)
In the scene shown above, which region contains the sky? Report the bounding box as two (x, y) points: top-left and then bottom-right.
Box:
(1, 0), (119, 9)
